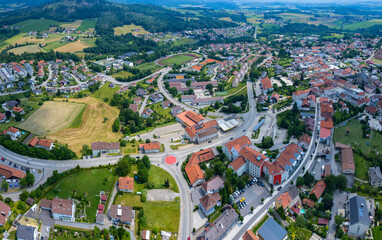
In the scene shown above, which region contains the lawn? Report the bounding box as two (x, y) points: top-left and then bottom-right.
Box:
(121, 142), (138, 154)
(161, 53), (200, 66)
(115, 193), (143, 207)
(141, 199), (180, 232)
(12, 18), (63, 33)
(114, 24), (150, 36)
(333, 119), (382, 155)
(287, 222), (312, 240)
(333, 110), (354, 124)
(150, 102), (174, 124)
(372, 226), (382, 240)
(93, 82), (120, 101)
(77, 19), (97, 31)
(354, 153), (370, 181)
(112, 71), (134, 78)
(252, 214), (269, 233)
(136, 62), (162, 72)
(47, 97), (122, 156)
(132, 165), (179, 193)
(18, 101), (86, 136)
(46, 168), (115, 223)
(8, 45), (41, 54)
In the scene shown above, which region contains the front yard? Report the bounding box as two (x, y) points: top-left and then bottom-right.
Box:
(141, 199), (180, 233)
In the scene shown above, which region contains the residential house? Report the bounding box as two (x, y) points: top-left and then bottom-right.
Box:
(0, 201), (11, 226)
(369, 167), (382, 187)
(141, 230), (151, 240)
(309, 181), (326, 202)
(6, 127), (21, 139)
(36, 139), (53, 150)
(139, 142), (160, 153)
(257, 218), (287, 240)
(319, 127), (332, 145)
(228, 156), (247, 177)
(201, 176), (224, 195)
(185, 149), (217, 187)
(196, 205), (238, 240)
(40, 198), (76, 222)
(199, 192), (221, 216)
(129, 104), (139, 113)
(162, 100), (172, 109)
(0, 164), (26, 181)
(270, 92), (280, 103)
(0, 113), (6, 123)
(118, 176), (134, 193)
(142, 108), (154, 119)
(12, 107), (24, 114)
(239, 146), (268, 178)
(16, 225), (38, 240)
(108, 205), (134, 225)
(171, 106), (182, 116)
(335, 142), (355, 174)
(304, 117), (315, 131)
(345, 196), (371, 238)
(91, 141), (120, 156)
(298, 134), (311, 151)
(275, 192), (292, 211)
(260, 77), (273, 94)
(242, 230), (259, 240)
(222, 136), (252, 161)
(133, 97), (142, 104)
(136, 88), (147, 97)
(149, 93), (163, 103)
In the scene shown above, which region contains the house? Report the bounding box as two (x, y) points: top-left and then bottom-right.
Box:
(257, 218), (287, 240)
(0, 113), (6, 123)
(145, 78), (155, 84)
(0, 164), (26, 181)
(139, 142), (160, 153)
(199, 192), (221, 216)
(270, 92), (280, 103)
(149, 93), (163, 103)
(309, 181), (326, 201)
(108, 205), (134, 225)
(176, 110), (204, 127)
(319, 127), (332, 145)
(171, 106), (182, 116)
(142, 108), (154, 119)
(196, 205), (238, 240)
(162, 100), (172, 109)
(91, 141), (120, 156)
(201, 176), (224, 195)
(118, 176), (134, 192)
(298, 134), (311, 151)
(242, 230), (259, 240)
(185, 149), (217, 187)
(318, 218), (329, 226)
(345, 196), (371, 238)
(129, 104), (139, 113)
(184, 120), (219, 144)
(335, 143), (355, 174)
(16, 225), (38, 240)
(96, 213), (105, 225)
(228, 156), (247, 177)
(275, 192), (292, 210)
(369, 167), (382, 187)
(260, 77), (273, 94)
(0, 201), (11, 226)
(6, 127), (21, 139)
(133, 97), (142, 104)
(12, 106), (24, 114)
(141, 230), (151, 240)
(36, 139), (53, 150)
(222, 136), (252, 161)
(40, 198), (76, 222)
(293, 89), (310, 101)
(136, 88), (147, 97)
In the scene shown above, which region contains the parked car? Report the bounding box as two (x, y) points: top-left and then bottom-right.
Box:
(277, 186), (282, 191)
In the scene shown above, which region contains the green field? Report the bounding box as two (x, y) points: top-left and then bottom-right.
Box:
(113, 24), (150, 35)
(150, 103), (175, 125)
(8, 45), (41, 54)
(132, 165), (179, 193)
(287, 222), (312, 239)
(112, 71), (134, 78)
(372, 59), (382, 65)
(280, 13), (313, 23)
(354, 153), (370, 181)
(162, 54), (198, 65)
(12, 18), (63, 33)
(0, 33), (25, 49)
(372, 227), (382, 240)
(116, 193), (143, 207)
(142, 200), (180, 232)
(46, 168), (115, 222)
(77, 19), (97, 31)
(42, 40), (67, 52)
(93, 82), (120, 101)
(136, 62), (162, 72)
(343, 19), (382, 30)
(322, 33), (344, 39)
(333, 119), (382, 155)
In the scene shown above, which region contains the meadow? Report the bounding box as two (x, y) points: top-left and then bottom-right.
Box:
(114, 24), (150, 36)
(7, 45), (41, 54)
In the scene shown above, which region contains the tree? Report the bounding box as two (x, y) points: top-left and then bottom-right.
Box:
(214, 161), (225, 176)
(336, 228), (344, 238)
(116, 155), (131, 176)
(81, 144), (90, 155)
(5, 111), (11, 119)
(1, 181), (8, 192)
(19, 190), (29, 201)
(112, 118), (120, 132)
(303, 172), (314, 186)
(336, 175), (348, 191)
(250, 206), (254, 213)
(15, 112), (22, 122)
(137, 164), (149, 183)
(335, 215), (344, 227)
(238, 216), (244, 222)
(296, 176), (304, 186)
(237, 178), (246, 189)
(142, 155), (151, 170)
(206, 83), (213, 95)
(25, 173), (35, 186)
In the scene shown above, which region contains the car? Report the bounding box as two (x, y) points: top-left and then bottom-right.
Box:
(136, 156), (140, 159)
(243, 130), (246, 132)
(208, 140), (212, 143)
(257, 181), (260, 186)
(176, 162), (179, 166)
(230, 138), (234, 140)
(277, 186), (282, 191)
(200, 149), (204, 151)
(46, 227), (50, 233)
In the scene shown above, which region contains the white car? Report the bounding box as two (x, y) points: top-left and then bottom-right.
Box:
(46, 227), (50, 233)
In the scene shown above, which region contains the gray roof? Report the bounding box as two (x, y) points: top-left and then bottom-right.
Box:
(369, 167), (382, 183)
(349, 196), (371, 226)
(17, 225), (36, 240)
(285, 185), (299, 200)
(258, 217), (287, 240)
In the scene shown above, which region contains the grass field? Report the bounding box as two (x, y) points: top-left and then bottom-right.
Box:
(287, 222), (312, 239)
(372, 227), (382, 240)
(343, 19), (382, 30)
(142, 199), (180, 232)
(18, 101), (86, 136)
(333, 119), (382, 156)
(47, 97), (122, 156)
(0, 33), (26, 49)
(77, 19), (97, 31)
(114, 24), (150, 36)
(160, 53), (200, 66)
(7, 45), (41, 54)
(131, 165), (179, 193)
(372, 59), (382, 65)
(280, 13), (313, 23)
(54, 40), (91, 53)
(354, 153), (370, 181)
(111, 71), (134, 78)
(60, 20), (83, 29)
(46, 168), (115, 222)
(93, 82), (120, 101)
(115, 193), (143, 207)
(136, 62), (162, 72)
(12, 18), (62, 33)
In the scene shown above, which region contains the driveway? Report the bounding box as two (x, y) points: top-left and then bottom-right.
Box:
(146, 189), (180, 201)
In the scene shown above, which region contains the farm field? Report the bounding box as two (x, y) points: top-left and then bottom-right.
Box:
(54, 40), (92, 53)
(47, 97), (122, 156)
(46, 168), (115, 222)
(77, 19), (97, 31)
(60, 20), (83, 29)
(136, 62), (162, 72)
(11, 18), (63, 33)
(18, 101), (86, 136)
(333, 119), (382, 155)
(343, 19), (382, 30)
(114, 24), (150, 36)
(280, 13), (313, 23)
(7, 45), (41, 54)
(141, 200), (180, 233)
(159, 53), (201, 66)
(93, 82), (120, 101)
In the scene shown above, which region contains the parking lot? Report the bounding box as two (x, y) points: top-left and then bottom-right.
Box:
(232, 178), (270, 216)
